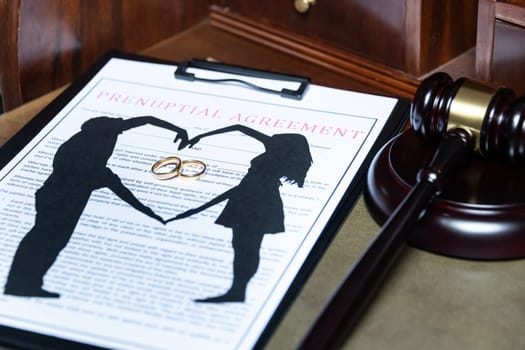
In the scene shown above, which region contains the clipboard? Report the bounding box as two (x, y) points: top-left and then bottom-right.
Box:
(0, 51), (409, 350)
(174, 59), (310, 100)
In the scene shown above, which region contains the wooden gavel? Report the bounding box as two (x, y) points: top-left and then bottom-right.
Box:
(298, 72), (525, 350)
(412, 72), (524, 161)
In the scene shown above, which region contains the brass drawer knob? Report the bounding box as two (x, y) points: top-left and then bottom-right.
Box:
(294, 0), (315, 13)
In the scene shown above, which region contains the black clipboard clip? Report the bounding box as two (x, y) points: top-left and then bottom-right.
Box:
(174, 59), (310, 100)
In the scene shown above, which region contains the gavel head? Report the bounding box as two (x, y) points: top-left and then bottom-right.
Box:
(410, 72), (525, 162)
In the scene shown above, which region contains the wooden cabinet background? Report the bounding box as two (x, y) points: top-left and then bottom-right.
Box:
(0, 0), (210, 111)
(6, 0), (525, 110)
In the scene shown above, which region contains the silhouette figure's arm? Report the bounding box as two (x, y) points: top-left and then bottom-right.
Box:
(189, 124), (270, 147)
(166, 188), (235, 223)
(122, 116), (189, 149)
(104, 168), (164, 224)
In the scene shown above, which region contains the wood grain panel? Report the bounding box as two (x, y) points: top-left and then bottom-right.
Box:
(0, 0), (209, 111)
(0, 0), (22, 113)
(418, 0), (478, 74)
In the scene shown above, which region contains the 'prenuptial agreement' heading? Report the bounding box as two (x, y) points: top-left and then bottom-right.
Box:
(95, 90), (366, 140)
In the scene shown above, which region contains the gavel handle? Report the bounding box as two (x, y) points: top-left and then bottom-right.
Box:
(298, 130), (473, 350)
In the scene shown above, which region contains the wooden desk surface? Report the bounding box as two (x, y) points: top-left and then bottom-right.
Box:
(1, 20), (524, 350)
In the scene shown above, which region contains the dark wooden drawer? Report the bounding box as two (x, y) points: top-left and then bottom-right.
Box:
(219, 0), (477, 76)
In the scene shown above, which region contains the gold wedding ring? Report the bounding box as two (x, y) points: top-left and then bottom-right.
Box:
(151, 157), (206, 180)
(179, 160), (206, 180)
(151, 156), (182, 180)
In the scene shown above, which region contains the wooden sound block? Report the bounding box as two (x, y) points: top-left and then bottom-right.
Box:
(365, 128), (525, 260)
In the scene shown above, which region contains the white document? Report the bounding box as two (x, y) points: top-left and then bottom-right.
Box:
(0, 57), (402, 349)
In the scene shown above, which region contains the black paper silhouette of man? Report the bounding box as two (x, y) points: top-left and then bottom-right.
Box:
(168, 125), (313, 302)
(4, 116), (188, 298)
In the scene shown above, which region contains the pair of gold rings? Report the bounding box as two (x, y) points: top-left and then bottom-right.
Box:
(151, 156), (206, 180)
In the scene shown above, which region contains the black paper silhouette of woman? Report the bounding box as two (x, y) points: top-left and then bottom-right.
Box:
(4, 116), (188, 298)
(168, 125), (313, 302)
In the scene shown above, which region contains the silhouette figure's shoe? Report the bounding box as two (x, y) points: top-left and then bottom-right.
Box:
(195, 291), (245, 303)
(4, 287), (60, 298)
